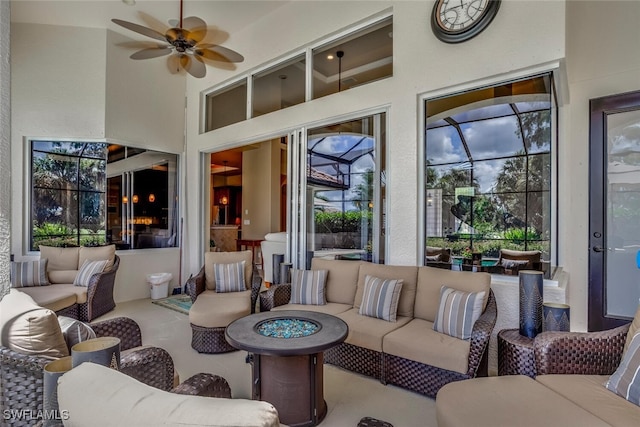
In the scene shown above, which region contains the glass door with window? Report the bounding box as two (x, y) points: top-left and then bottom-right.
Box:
(287, 113), (387, 269)
(589, 91), (640, 330)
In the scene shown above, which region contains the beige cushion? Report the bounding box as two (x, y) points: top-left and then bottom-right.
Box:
(40, 246), (79, 271)
(18, 284), (82, 312)
(310, 258), (363, 305)
(58, 363), (281, 427)
(78, 245), (116, 270)
(189, 290), (252, 328)
(0, 289), (69, 359)
(414, 266), (491, 322)
(354, 264), (418, 318)
(384, 318), (470, 374)
(47, 270), (78, 284)
(273, 302), (352, 315)
(335, 308), (410, 352)
(537, 374), (640, 426)
(436, 375), (610, 427)
(204, 251), (253, 291)
(625, 304), (640, 353)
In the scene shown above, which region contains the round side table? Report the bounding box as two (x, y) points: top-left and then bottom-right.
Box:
(497, 328), (536, 378)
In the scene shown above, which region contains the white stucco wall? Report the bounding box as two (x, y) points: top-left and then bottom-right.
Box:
(183, 1), (566, 275)
(8, 1), (640, 332)
(1, 1), (11, 301)
(10, 22), (185, 301)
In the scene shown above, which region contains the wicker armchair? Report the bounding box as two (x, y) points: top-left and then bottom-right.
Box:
(0, 317), (175, 427)
(534, 323), (630, 376)
(78, 254), (120, 322)
(185, 251), (262, 353)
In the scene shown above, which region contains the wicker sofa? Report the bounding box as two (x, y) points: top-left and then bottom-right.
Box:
(436, 312), (640, 426)
(16, 245), (119, 322)
(0, 290), (176, 427)
(259, 258), (497, 398)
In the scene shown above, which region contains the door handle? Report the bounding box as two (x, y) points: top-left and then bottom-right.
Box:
(592, 246), (606, 252)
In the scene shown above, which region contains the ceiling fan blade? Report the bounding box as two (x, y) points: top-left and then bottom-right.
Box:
(181, 54), (207, 78)
(130, 47), (172, 60)
(116, 41), (165, 50)
(182, 16), (208, 42)
(137, 11), (170, 35)
(196, 44), (244, 63)
(167, 55), (182, 74)
(112, 19), (167, 42)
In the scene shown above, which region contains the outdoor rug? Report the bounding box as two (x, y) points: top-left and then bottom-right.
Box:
(151, 294), (192, 315)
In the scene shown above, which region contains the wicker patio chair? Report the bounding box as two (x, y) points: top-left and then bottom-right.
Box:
(0, 316), (175, 427)
(185, 251), (262, 353)
(534, 322), (631, 376)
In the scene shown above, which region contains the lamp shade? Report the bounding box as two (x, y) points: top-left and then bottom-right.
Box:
(43, 356), (72, 426)
(543, 303), (570, 332)
(519, 270), (544, 338)
(71, 337), (121, 370)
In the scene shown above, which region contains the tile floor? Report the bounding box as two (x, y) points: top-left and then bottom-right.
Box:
(102, 298), (437, 427)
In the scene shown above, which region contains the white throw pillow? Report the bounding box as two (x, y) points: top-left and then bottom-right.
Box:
(73, 259), (108, 287)
(10, 259), (50, 287)
(289, 269), (327, 305)
(433, 285), (485, 340)
(214, 261), (246, 293)
(359, 275), (403, 322)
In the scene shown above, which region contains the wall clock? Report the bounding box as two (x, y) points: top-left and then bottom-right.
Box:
(431, 0), (501, 44)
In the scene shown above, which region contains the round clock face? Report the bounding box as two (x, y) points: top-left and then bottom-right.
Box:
(431, 0), (501, 43)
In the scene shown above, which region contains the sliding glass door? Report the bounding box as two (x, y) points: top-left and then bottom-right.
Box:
(287, 112), (387, 268)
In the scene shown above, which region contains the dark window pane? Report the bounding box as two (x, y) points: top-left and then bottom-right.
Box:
(205, 81), (248, 131)
(313, 18), (392, 99)
(252, 54), (306, 117)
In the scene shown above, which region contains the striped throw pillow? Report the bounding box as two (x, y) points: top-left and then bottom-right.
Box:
(11, 259), (50, 287)
(433, 286), (485, 340)
(359, 275), (403, 322)
(290, 269), (327, 305)
(214, 261), (246, 293)
(606, 332), (640, 406)
(73, 259), (109, 287)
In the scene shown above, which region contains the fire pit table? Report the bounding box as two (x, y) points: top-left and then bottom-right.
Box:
(225, 310), (348, 427)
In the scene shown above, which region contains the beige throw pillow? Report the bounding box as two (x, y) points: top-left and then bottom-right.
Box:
(0, 290), (69, 359)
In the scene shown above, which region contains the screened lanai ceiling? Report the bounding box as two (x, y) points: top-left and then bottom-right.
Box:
(307, 133), (374, 189)
(425, 74), (553, 169)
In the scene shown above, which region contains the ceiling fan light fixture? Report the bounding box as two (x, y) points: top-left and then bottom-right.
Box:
(112, 0), (244, 78)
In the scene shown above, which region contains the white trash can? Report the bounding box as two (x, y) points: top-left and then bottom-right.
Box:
(147, 273), (173, 300)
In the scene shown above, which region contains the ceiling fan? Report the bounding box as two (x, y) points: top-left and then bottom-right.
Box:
(112, 0), (244, 78)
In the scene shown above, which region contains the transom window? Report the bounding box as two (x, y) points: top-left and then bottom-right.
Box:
(424, 73), (556, 276)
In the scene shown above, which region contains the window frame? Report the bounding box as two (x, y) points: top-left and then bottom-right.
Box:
(25, 138), (182, 254)
(418, 68), (560, 274)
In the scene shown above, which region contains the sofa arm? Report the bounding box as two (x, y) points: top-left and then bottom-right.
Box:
(466, 289), (497, 377)
(120, 346), (175, 391)
(185, 266), (206, 303)
(0, 346), (49, 413)
(171, 372), (232, 398)
(83, 255), (119, 321)
(251, 264), (263, 314)
(91, 316), (143, 350)
(259, 283), (292, 311)
(534, 323), (630, 375)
